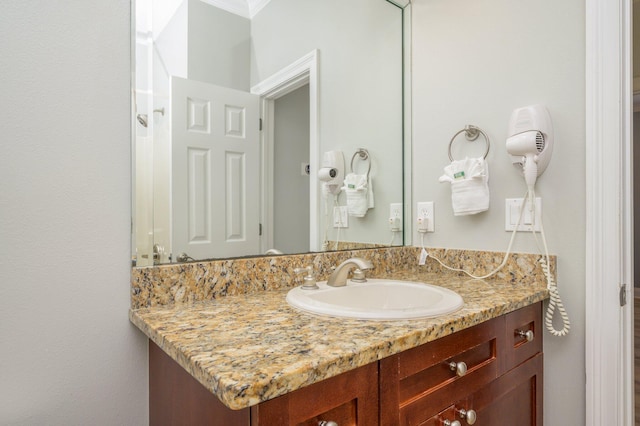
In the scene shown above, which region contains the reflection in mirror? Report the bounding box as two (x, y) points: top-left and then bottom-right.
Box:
(133, 0), (409, 266)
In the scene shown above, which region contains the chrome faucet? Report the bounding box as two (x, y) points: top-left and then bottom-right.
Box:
(326, 257), (373, 287)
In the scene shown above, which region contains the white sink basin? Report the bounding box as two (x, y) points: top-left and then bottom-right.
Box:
(286, 279), (464, 320)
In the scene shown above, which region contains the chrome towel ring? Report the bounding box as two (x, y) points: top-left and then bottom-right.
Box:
(350, 148), (371, 178)
(448, 125), (490, 161)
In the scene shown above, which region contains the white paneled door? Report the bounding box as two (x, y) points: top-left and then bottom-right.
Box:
(171, 76), (260, 260)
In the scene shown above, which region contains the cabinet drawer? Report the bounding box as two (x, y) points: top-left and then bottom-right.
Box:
(417, 354), (543, 426)
(503, 302), (542, 373)
(380, 317), (504, 425)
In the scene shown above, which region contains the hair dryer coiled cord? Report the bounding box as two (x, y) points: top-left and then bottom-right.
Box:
(534, 195), (571, 337)
(539, 256), (570, 336)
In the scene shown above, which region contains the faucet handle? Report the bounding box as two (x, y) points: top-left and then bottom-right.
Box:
(293, 265), (313, 276)
(293, 265), (319, 290)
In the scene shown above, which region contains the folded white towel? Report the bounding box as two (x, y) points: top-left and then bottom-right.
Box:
(439, 157), (490, 216)
(342, 173), (374, 217)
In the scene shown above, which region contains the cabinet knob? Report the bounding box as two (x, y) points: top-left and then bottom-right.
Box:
(516, 329), (534, 342)
(318, 421), (338, 426)
(443, 420), (461, 426)
(448, 361), (468, 377)
(456, 408), (477, 425)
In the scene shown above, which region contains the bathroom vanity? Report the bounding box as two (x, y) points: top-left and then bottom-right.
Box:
(130, 252), (547, 426)
(146, 302), (542, 425)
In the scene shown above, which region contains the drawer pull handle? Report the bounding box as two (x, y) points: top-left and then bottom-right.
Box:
(516, 329), (534, 342)
(456, 408), (477, 425)
(318, 421), (338, 426)
(443, 420), (461, 426)
(448, 361), (468, 377)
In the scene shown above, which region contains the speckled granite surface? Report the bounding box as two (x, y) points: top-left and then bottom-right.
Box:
(130, 266), (549, 410)
(131, 246), (554, 309)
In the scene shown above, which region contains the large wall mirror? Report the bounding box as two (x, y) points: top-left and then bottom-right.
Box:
(133, 0), (410, 266)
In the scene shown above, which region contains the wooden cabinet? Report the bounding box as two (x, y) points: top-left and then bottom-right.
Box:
(149, 342), (250, 426)
(149, 344), (377, 426)
(148, 303), (542, 425)
(250, 362), (378, 425)
(379, 302), (543, 426)
(459, 353), (543, 426)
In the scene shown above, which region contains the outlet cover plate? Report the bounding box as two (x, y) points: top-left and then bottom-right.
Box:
(389, 203), (402, 220)
(505, 197), (542, 231)
(333, 206), (348, 228)
(389, 203), (403, 232)
(417, 201), (434, 232)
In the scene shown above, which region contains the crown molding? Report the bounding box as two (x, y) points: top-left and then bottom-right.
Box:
(200, 0), (250, 18)
(248, 0), (271, 18)
(199, 0), (272, 19)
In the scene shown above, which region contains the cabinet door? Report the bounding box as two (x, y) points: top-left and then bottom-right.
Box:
(503, 302), (543, 374)
(149, 341), (250, 426)
(380, 317), (503, 425)
(456, 353), (543, 426)
(251, 362), (378, 426)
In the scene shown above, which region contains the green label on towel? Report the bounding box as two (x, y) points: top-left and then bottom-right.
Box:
(454, 171), (465, 179)
(348, 184), (355, 189)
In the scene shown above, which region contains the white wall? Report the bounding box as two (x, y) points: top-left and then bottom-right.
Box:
(188, 0), (251, 91)
(412, 0), (585, 424)
(0, 1), (148, 425)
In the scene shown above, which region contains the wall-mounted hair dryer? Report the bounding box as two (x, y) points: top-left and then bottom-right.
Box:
(504, 105), (570, 337)
(506, 105), (553, 190)
(319, 150), (344, 195)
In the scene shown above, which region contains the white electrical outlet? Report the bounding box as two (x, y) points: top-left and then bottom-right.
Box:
(416, 201), (434, 232)
(333, 206), (348, 228)
(505, 198), (542, 231)
(389, 203), (403, 232)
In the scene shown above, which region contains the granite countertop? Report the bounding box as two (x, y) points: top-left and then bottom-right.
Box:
(129, 269), (548, 410)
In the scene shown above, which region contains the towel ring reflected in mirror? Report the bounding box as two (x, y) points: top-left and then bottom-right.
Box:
(448, 125), (490, 161)
(350, 148), (372, 178)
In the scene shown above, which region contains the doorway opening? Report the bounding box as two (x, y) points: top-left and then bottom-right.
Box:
(272, 85), (311, 253)
(252, 50), (319, 254)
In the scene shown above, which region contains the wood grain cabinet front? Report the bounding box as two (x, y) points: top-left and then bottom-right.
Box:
(379, 317), (503, 425)
(250, 361), (378, 426)
(457, 353), (543, 426)
(379, 302), (543, 426)
(148, 302), (543, 426)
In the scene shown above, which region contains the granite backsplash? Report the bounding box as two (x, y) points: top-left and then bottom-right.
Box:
(131, 246), (555, 309)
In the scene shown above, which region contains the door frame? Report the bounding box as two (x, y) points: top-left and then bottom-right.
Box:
(251, 50), (319, 253)
(585, 0), (634, 424)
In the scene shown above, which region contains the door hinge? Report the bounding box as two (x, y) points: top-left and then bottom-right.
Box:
(259, 223), (262, 236)
(620, 283), (627, 307)
(259, 118), (263, 131)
